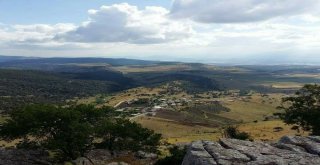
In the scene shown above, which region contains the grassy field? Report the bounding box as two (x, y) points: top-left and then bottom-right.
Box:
(261, 82), (304, 89)
(218, 93), (282, 122)
(131, 93), (296, 144)
(0, 115), (9, 124)
(77, 86), (298, 144)
(107, 87), (162, 106)
(76, 87), (163, 107)
(284, 73), (320, 79)
(238, 120), (308, 141)
(133, 116), (300, 144)
(133, 116), (222, 144)
(112, 64), (193, 73)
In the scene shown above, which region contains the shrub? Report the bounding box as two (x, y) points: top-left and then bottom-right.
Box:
(155, 146), (186, 165)
(224, 126), (252, 141)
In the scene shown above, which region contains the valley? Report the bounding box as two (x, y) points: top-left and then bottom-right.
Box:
(0, 57), (319, 146)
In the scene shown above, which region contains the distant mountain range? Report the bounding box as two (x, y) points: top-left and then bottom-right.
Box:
(0, 55), (37, 63)
(0, 55), (160, 66)
(0, 55), (175, 72)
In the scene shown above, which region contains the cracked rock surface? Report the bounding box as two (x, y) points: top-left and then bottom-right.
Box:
(182, 136), (320, 165)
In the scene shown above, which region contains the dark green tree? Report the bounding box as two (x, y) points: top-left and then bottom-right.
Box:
(0, 104), (162, 161)
(155, 146), (186, 165)
(95, 118), (161, 153)
(0, 104), (114, 160)
(277, 84), (320, 135)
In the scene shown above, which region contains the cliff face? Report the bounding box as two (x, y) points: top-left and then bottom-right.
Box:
(182, 136), (320, 165)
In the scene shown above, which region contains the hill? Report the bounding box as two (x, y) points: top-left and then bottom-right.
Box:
(0, 69), (135, 111)
(0, 57), (161, 71)
(0, 55), (35, 63)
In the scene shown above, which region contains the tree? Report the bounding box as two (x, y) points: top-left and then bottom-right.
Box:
(95, 118), (161, 153)
(0, 104), (112, 160)
(155, 146), (186, 165)
(0, 104), (161, 161)
(277, 84), (320, 135)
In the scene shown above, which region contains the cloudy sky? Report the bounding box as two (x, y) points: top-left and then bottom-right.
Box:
(0, 0), (320, 64)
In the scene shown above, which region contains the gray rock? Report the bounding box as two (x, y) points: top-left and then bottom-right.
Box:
(182, 136), (320, 165)
(85, 149), (112, 161)
(272, 143), (306, 153)
(279, 135), (320, 155)
(0, 148), (51, 165)
(203, 141), (250, 165)
(73, 157), (94, 165)
(182, 141), (217, 165)
(307, 136), (320, 143)
(107, 162), (129, 165)
(135, 151), (157, 160)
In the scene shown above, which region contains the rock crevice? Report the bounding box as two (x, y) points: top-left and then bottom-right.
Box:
(182, 136), (320, 165)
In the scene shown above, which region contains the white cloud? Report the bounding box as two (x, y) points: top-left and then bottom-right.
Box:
(0, 23), (75, 43)
(1, 2), (320, 64)
(57, 3), (193, 44)
(170, 0), (320, 23)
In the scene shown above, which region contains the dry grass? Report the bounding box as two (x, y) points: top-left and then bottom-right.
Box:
(0, 115), (9, 124)
(261, 82), (303, 89)
(204, 65), (251, 73)
(284, 73), (320, 79)
(133, 116), (222, 144)
(218, 94), (281, 123)
(238, 120), (308, 141)
(0, 139), (20, 147)
(76, 96), (97, 105)
(106, 87), (162, 106)
(64, 63), (112, 67)
(75, 85), (305, 144)
(112, 64), (193, 73)
(75, 87), (163, 107)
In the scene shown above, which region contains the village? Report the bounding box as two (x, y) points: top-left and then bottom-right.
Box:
(113, 97), (193, 118)
(109, 86), (259, 119)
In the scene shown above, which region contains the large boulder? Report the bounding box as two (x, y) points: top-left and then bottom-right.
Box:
(279, 135), (320, 155)
(182, 136), (320, 165)
(181, 141), (216, 165)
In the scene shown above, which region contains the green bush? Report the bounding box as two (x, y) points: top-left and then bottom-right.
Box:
(224, 126), (252, 141)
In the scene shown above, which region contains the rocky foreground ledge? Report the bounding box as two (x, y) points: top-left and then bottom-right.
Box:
(182, 136), (320, 165)
(0, 148), (156, 165)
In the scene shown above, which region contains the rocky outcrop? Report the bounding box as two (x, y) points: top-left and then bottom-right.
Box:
(182, 136), (320, 165)
(73, 149), (156, 165)
(0, 148), (51, 165)
(0, 148), (155, 165)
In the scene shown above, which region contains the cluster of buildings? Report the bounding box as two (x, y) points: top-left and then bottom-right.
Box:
(114, 97), (192, 117)
(151, 98), (191, 108)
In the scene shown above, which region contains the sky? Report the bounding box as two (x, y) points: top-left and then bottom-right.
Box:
(0, 0), (320, 64)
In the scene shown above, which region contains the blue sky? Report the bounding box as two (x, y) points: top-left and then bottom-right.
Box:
(0, 0), (320, 64)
